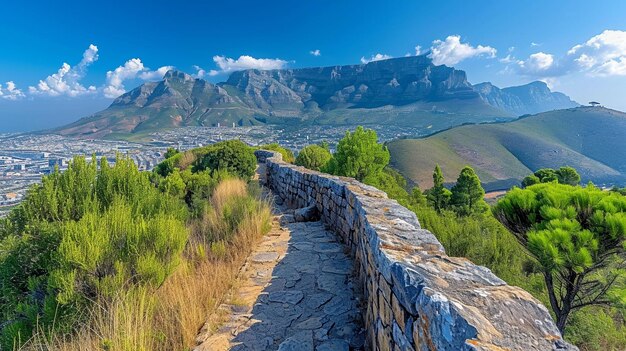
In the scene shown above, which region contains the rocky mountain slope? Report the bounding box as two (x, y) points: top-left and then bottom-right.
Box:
(474, 81), (579, 116)
(55, 56), (578, 139)
(388, 107), (626, 191)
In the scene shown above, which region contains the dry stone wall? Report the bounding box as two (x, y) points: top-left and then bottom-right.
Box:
(255, 150), (577, 351)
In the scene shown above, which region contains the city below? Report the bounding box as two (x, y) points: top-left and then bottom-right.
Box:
(0, 124), (424, 216)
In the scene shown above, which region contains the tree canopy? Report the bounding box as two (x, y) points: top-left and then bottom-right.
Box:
(426, 165), (451, 212)
(523, 167), (581, 187)
(193, 140), (257, 179)
(449, 166), (487, 216)
(493, 182), (626, 334)
(295, 144), (332, 171)
(325, 126), (390, 181)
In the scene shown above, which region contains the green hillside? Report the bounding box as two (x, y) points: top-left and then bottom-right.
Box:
(388, 107), (626, 191)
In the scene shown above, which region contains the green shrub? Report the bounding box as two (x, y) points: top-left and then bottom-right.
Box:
(363, 168), (409, 201)
(295, 145), (331, 171)
(0, 155), (188, 348)
(194, 140), (256, 179)
(566, 307), (626, 350)
(325, 126), (389, 181)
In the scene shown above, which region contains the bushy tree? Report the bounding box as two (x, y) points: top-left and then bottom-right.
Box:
(556, 166), (581, 186)
(363, 168), (409, 200)
(450, 166), (487, 216)
(194, 140), (257, 179)
(493, 183), (626, 334)
(409, 187), (427, 207)
(325, 126), (390, 181)
(522, 174), (541, 187)
(164, 147), (180, 159)
(523, 167), (581, 187)
(426, 165), (451, 212)
(295, 144), (332, 171)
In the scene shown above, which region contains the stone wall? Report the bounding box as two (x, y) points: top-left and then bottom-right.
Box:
(255, 150), (576, 351)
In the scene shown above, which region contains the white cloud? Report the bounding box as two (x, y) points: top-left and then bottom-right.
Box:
(428, 35), (496, 66)
(513, 30), (626, 78)
(415, 45), (422, 55)
(208, 55), (288, 76)
(500, 54), (516, 64)
(0, 81), (25, 100)
(516, 52), (557, 75)
(192, 65), (206, 79)
(138, 65), (174, 80)
(531, 42), (541, 47)
(103, 58), (146, 98)
(103, 58), (174, 98)
(360, 53), (392, 64)
(29, 44), (99, 97)
(310, 49), (321, 57)
(567, 29), (626, 76)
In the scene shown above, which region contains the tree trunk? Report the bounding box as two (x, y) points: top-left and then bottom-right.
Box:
(556, 309), (572, 336)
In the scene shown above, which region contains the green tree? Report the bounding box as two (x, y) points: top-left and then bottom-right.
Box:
(295, 145), (332, 171)
(493, 183), (626, 334)
(556, 166), (581, 186)
(450, 166), (488, 216)
(523, 167), (582, 187)
(409, 187), (427, 207)
(159, 169), (187, 198)
(522, 174), (541, 187)
(325, 126), (390, 181)
(164, 147), (180, 159)
(426, 165), (451, 212)
(194, 140), (257, 179)
(363, 168), (409, 201)
(534, 168), (559, 183)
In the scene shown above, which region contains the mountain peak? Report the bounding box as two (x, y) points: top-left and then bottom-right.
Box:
(474, 81), (578, 116)
(163, 69), (195, 82)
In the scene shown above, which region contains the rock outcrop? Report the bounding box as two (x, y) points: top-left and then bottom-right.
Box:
(474, 81), (579, 116)
(255, 149), (577, 351)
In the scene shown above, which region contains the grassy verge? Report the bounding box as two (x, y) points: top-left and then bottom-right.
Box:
(21, 179), (271, 351)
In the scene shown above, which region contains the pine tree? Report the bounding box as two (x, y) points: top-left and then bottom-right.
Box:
(450, 166), (487, 216)
(426, 165), (451, 212)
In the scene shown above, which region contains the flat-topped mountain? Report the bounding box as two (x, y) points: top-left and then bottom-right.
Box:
(55, 56), (578, 139)
(388, 106), (626, 191)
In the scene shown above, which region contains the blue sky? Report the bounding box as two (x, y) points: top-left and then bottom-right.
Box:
(1, 0), (625, 131)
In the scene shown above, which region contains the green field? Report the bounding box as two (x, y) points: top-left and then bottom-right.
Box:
(388, 107), (626, 190)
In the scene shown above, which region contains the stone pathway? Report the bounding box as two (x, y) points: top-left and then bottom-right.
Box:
(195, 199), (365, 351)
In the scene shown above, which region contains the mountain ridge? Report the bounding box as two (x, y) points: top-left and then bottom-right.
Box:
(388, 106), (626, 191)
(54, 56), (579, 139)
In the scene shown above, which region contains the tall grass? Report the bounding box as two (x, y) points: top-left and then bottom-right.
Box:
(21, 179), (272, 351)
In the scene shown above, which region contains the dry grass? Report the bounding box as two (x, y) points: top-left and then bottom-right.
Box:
(21, 179), (271, 351)
(177, 151), (197, 170)
(210, 178), (249, 213)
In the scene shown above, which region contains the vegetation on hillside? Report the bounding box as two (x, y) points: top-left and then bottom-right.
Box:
(388, 107), (626, 191)
(522, 166), (581, 187)
(0, 141), (271, 350)
(297, 126), (626, 350)
(295, 144), (331, 171)
(493, 183), (626, 334)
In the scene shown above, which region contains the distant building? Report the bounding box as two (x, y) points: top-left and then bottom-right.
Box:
(48, 158), (66, 170)
(13, 164), (26, 171)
